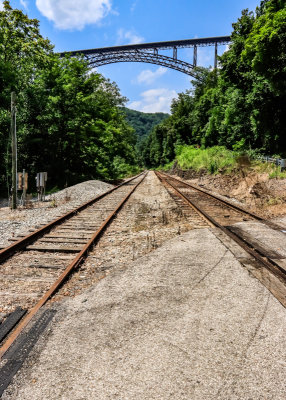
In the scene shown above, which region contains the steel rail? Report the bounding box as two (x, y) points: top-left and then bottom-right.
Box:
(155, 172), (215, 228)
(0, 172), (147, 361)
(0, 172), (145, 264)
(158, 171), (284, 232)
(156, 172), (286, 293)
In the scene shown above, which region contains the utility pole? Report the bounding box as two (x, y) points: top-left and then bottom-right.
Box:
(11, 92), (17, 209)
(22, 169), (27, 206)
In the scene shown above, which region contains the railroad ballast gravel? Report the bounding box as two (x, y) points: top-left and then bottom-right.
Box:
(0, 180), (114, 248)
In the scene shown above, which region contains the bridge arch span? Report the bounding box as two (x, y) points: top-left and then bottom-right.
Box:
(87, 51), (196, 77)
(60, 36), (231, 77)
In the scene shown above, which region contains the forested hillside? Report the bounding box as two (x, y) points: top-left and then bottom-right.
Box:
(143, 0), (286, 168)
(1, 0), (285, 193)
(0, 1), (138, 195)
(123, 108), (169, 141)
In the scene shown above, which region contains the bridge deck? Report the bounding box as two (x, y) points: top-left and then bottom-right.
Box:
(60, 36), (231, 56)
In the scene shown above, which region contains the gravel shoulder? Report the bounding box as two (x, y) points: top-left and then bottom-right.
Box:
(0, 180), (114, 248)
(3, 228), (286, 400)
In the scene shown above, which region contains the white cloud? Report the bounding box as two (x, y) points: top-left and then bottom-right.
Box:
(131, 1), (138, 12)
(223, 44), (229, 53)
(20, 0), (28, 9)
(35, 0), (112, 30)
(116, 28), (144, 45)
(0, 2), (4, 11)
(137, 67), (167, 85)
(128, 88), (177, 113)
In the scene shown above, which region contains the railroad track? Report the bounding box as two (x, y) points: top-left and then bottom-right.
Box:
(1, 169), (286, 395)
(156, 171), (284, 229)
(0, 172), (146, 366)
(156, 171), (286, 304)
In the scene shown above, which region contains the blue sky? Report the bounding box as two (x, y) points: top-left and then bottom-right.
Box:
(2, 0), (261, 113)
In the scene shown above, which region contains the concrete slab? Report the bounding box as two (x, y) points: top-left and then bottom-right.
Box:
(231, 221), (286, 258)
(272, 216), (286, 230)
(3, 228), (286, 400)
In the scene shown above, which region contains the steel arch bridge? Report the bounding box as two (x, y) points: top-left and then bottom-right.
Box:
(60, 36), (231, 78)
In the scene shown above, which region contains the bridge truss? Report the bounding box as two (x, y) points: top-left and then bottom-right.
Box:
(60, 36), (231, 77)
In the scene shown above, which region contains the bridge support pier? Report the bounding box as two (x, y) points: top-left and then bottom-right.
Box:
(193, 45), (197, 67)
(173, 47), (177, 60)
(214, 42), (218, 69)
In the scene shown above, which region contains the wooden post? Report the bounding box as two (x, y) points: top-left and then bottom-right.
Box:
(11, 92), (17, 209)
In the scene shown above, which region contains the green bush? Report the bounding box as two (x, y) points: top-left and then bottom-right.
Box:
(269, 166), (286, 179)
(175, 145), (236, 174)
(160, 161), (175, 171)
(112, 156), (141, 178)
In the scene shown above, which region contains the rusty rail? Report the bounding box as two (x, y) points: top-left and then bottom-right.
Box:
(155, 172), (215, 228)
(0, 172), (147, 361)
(156, 171), (286, 288)
(0, 172), (145, 264)
(158, 171), (284, 232)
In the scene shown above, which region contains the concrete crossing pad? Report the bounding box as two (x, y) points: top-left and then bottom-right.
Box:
(3, 228), (286, 399)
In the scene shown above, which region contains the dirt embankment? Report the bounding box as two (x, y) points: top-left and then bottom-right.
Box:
(169, 163), (286, 219)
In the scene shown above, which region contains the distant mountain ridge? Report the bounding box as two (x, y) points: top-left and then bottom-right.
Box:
(123, 107), (169, 141)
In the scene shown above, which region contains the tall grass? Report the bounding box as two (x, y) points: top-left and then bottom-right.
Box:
(175, 145), (236, 174)
(172, 145), (286, 178)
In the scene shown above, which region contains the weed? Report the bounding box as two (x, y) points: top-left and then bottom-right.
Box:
(267, 197), (283, 206)
(269, 167), (286, 179)
(50, 195), (58, 208)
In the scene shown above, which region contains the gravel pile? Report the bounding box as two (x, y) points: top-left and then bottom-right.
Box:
(0, 180), (114, 248)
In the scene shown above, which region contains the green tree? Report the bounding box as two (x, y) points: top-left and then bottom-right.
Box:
(0, 0), (53, 193)
(0, 1), (139, 195)
(18, 55), (138, 184)
(143, 0), (286, 167)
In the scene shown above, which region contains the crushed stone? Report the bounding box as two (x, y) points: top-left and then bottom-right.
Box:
(0, 180), (114, 248)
